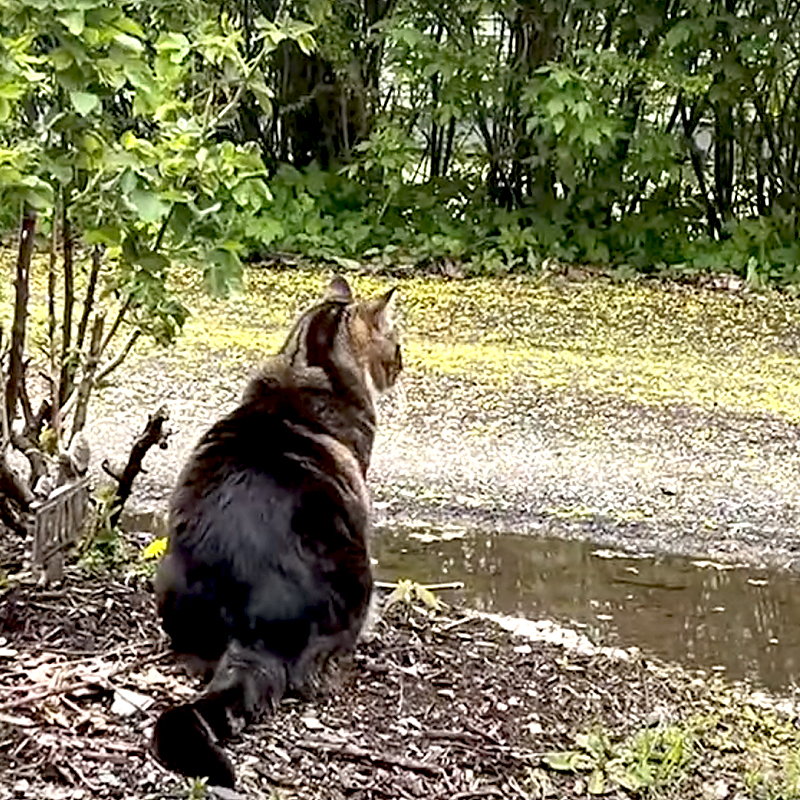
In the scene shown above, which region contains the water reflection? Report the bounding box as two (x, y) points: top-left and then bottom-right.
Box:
(373, 526), (800, 693)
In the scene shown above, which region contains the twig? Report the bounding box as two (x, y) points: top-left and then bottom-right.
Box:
(101, 459), (123, 482)
(375, 580), (465, 591)
(108, 405), (169, 528)
(98, 296), (131, 358)
(253, 766), (297, 788)
(439, 616), (474, 631)
(0, 650), (163, 712)
(450, 787), (504, 799)
(297, 739), (444, 776)
(94, 329), (141, 384)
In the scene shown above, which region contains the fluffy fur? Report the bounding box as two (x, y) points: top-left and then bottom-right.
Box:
(151, 277), (401, 785)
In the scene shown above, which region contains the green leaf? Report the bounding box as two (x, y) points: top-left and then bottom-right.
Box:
(608, 764), (647, 792)
(385, 579), (414, 608)
(58, 9), (84, 35)
(70, 90), (99, 116)
(665, 20), (692, 49)
(546, 97), (564, 116)
(413, 584), (443, 610)
(84, 227), (121, 246)
(22, 184), (53, 209)
(296, 32), (316, 56)
(129, 188), (170, 223)
(204, 248), (242, 296)
(543, 751), (594, 772)
(114, 33), (143, 52)
(587, 769), (606, 795)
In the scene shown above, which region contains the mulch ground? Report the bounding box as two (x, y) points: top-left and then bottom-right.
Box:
(0, 536), (719, 800)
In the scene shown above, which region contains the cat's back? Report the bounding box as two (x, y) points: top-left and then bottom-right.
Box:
(173, 355), (368, 504)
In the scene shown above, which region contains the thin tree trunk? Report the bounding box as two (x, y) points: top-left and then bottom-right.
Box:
(70, 314), (105, 442)
(74, 246), (102, 356)
(58, 203), (74, 407)
(48, 195), (60, 439)
(48, 196), (58, 373)
(6, 205), (36, 431)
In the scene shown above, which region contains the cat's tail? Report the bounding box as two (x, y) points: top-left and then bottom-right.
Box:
(151, 641), (288, 787)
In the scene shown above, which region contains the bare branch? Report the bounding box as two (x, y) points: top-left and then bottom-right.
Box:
(75, 246), (103, 357)
(6, 205), (36, 429)
(108, 405), (170, 528)
(95, 329), (142, 384)
(71, 314), (106, 442)
(98, 296), (131, 359)
(101, 458), (123, 483)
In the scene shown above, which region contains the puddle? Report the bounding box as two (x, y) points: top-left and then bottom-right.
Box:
(373, 525), (800, 694)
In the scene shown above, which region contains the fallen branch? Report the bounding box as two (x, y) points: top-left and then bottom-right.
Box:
(297, 738), (444, 776)
(106, 404), (170, 529)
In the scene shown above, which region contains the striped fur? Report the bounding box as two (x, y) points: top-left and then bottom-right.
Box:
(151, 276), (401, 787)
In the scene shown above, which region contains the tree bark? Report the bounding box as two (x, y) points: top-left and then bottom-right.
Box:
(6, 205), (36, 433)
(74, 246), (102, 357)
(70, 314), (105, 441)
(58, 204), (74, 407)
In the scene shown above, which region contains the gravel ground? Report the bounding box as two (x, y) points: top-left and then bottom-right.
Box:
(89, 346), (800, 569)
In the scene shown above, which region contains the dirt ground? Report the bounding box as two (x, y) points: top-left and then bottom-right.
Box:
(4, 268), (800, 797)
(0, 551), (789, 800)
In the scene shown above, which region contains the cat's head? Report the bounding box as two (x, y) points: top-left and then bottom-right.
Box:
(325, 275), (402, 394)
(281, 276), (402, 398)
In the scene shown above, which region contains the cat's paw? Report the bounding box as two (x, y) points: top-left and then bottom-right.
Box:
(151, 705), (236, 788)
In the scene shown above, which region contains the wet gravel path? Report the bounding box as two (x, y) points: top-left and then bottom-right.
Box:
(88, 323), (800, 570)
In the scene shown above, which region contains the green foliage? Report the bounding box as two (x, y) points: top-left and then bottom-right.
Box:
(80, 486), (159, 577)
(4, 0), (800, 282)
(543, 725), (695, 795)
(0, 0), (320, 307)
(186, 777), (209, 800)
(215, 0), (800, 282)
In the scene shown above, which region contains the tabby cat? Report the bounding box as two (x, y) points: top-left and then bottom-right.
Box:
(152, 276), (401, 786)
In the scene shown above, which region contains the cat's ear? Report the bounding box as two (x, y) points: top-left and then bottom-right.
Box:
(325, 275), (353, 302)
(367, 287), (397, 331)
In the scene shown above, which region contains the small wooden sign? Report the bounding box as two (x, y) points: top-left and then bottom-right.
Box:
(31, 477), (91, 583)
